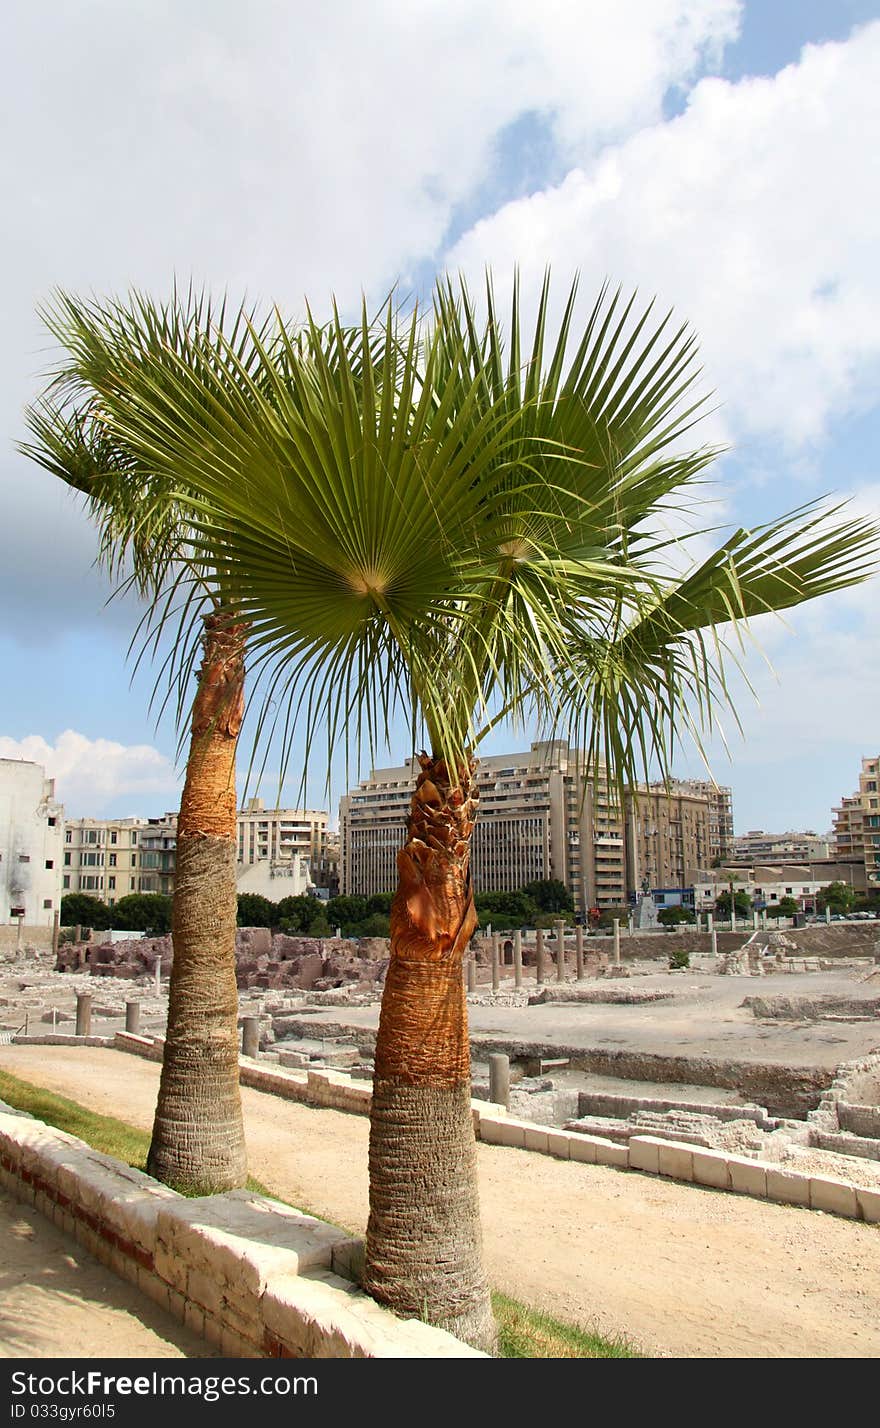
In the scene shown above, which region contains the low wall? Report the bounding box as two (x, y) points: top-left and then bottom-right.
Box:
(0, 925), (54, 953)
(0, 1105), (483, 1359)
(108, 1032), (877, 1224)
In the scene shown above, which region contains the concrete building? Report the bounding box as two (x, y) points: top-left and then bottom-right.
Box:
(236, 799), (329, 901)
(339, 742), (728, 914)
(63, 817), (146, 903)
(731, 830), (834, 864)
(693, 858), (869, 913)
(833, 756), (880, 890)
(138, 814), (177, 896)
(665, 779), (734, 864)
(1, 759), (64, 925)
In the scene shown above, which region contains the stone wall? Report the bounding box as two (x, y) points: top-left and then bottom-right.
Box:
(0, 1103), (482, 1359)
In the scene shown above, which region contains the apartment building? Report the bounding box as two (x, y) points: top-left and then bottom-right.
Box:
(731, 829), (833, 864)
(833, 755), (880, 889)
(0, 759), (64, 924)
(339, 742), (727, 914)
(236, 799), (329, 898)
(63, 817), (147, 903)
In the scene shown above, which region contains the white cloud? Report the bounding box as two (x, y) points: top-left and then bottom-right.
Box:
(0, 731), (180, 813)
(446, 21), (880, 450)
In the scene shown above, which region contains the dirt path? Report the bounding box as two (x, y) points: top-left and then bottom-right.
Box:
(2, 1045), (878, 1359)
(0, 1190), (214, 1358)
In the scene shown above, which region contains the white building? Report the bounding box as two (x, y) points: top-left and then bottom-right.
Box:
(236, 799), (328, 901)
(0, 759), (64, 925)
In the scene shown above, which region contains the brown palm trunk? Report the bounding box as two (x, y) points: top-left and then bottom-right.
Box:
(364, 753), (496, 1353)
(147, 610), (248, 1194)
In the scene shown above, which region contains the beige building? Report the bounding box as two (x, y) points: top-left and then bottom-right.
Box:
(236, 799), (330, 898)
(833, 756), (880, 889)
(340, 742), (729, 914)
(63, 817), (145, 904)
(731, 829), (833, 864)
(1, 759), (64, 924)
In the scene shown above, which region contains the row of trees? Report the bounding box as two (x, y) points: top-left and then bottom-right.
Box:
(25, 278), (877, 1351)
(60, 891), (173, 934)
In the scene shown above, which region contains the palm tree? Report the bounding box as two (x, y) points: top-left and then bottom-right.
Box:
(27, 276), (877, 1350)
(22, 291), (276, 1194)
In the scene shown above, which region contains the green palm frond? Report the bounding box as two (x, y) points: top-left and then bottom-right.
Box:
(22, 275), (880, 798)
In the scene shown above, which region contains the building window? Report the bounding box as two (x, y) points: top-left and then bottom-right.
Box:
(108, 876), (116, 891)
(18, 854), (30, 863)
(10, 906), (25, 918)
(43, 899), (52, 909)
(48, 817), (56, 827)
(109, 853), (117, 867)
(45, 860), (54, 870)
(65, 831), (71, 843)
(110, 830), (118, 845)
(63, 852), (71, 866)
(63, 876), (70, 889)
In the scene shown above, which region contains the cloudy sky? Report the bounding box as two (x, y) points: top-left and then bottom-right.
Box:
(1, 0), (878, 832)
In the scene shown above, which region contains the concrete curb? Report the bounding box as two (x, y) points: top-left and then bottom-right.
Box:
(0, 1106), (485, 1359)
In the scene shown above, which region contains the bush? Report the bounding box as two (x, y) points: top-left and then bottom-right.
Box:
(658, 906), (695, 928)
(60, 893), (112, 931)
(668, 947), (690, 970)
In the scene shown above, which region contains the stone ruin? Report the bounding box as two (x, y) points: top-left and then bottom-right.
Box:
(55, 927), (390, 994)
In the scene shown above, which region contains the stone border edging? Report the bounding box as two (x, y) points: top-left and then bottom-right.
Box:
(0, 1104), (484, 1359)
(109, 1031), (880, 1224)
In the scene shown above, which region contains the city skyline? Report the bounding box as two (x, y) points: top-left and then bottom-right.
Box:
(2, 2), (878, 832)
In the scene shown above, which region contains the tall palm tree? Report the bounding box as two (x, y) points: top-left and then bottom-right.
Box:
(28, 276), (877, 1350)
(22, 292), (276, 1194)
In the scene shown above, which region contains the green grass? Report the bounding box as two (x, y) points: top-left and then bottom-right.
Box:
(493, 1291), (640, 1358)
(0, 1067), (642, 1358)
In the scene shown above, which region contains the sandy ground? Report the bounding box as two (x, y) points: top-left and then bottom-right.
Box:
(2, 1045), (879, 1360)
(0, 1189), (215, 1358)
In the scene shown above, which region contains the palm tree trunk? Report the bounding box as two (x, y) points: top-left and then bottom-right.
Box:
(147, 609), (248, 1194)
(364, 753), (496, 1353)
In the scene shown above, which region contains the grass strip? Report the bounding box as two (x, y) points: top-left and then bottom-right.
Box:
(0, 1066), (642, 1358)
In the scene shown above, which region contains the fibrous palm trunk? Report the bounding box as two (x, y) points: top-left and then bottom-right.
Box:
(147, 610), (248, 1194)
(364, 754), (496, 1353)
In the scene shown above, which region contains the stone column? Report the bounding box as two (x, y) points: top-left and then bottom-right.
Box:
(74, 924), (82, 945)
(513, 930), (523, 989)
(125, 1001), (141, 1034)
(467, 952), (477, 993)
(242, 1016), (260, 1059)
(51, 909), (60, 959)
(613, 917), (621, 966)
(75, 992), (92, 1038)
(627, 914), (634, 935)
(825, 905), (831, 925)
(154, 958), (162, 998)
(535, 929), (544, 984)
(753, 910), (759, 930)
(491, 934), (500, 992)
(575, 924), (584, 980)
(554, 919), (566, 981)
(711, 927), (718, 958)
(489, 1053), (510, 1110)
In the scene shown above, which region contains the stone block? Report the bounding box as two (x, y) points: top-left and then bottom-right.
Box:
(155, 1189), (354, 1297)
(593, 1139), (629, 1169)
(766, 1168), (810, 1207)
(331, 1238), (365, 1283)
(567, 1135), (597, 1164)
(857, 1186), (880, 1224)
(628, 1136), (661, 1174)
(547, 1131), (571, 1159)
(523, 1125), (549, 1154)
(477, 1116), (506, 1145)
(809, 1176), (858, 1218)
(496, 1119), (530, 1149)
(692, 1149), (731, 1190)
(728, 1158), (768, 1197)
(657, 1142), (694, 1182)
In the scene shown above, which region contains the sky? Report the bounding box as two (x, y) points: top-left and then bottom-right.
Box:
(1, 0), (878, 834)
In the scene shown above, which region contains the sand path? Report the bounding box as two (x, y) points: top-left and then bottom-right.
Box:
(1, 1044), (878, 1359)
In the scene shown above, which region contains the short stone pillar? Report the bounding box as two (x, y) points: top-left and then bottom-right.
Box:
(154, 958), (162, 998)
(467, 953), (477, 993)
(554, 919), (566, 981)
(707, 912), (714, 933)
(825, 905), (831, 925)
(489, 1053), (510, 1110)
(513, 929), (523, 989)
(74, 924), (82, 945)
(575, 924), (584, 980)
(753, 910), (759, 930)
(51, 909), (60, 959)
(491, 935), (500, 992)
(125, 1001), (141, 1034)
(75, 992), (92, 1038)
(535, 928), (544, 984)
(242, 1016), (260, 1059)
(627, 915), (634, 935)
(613, 917), (621, 966)
(711, 927), (718, 958)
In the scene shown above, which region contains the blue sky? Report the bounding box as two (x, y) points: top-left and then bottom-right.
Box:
(1, 1), (878, 834)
